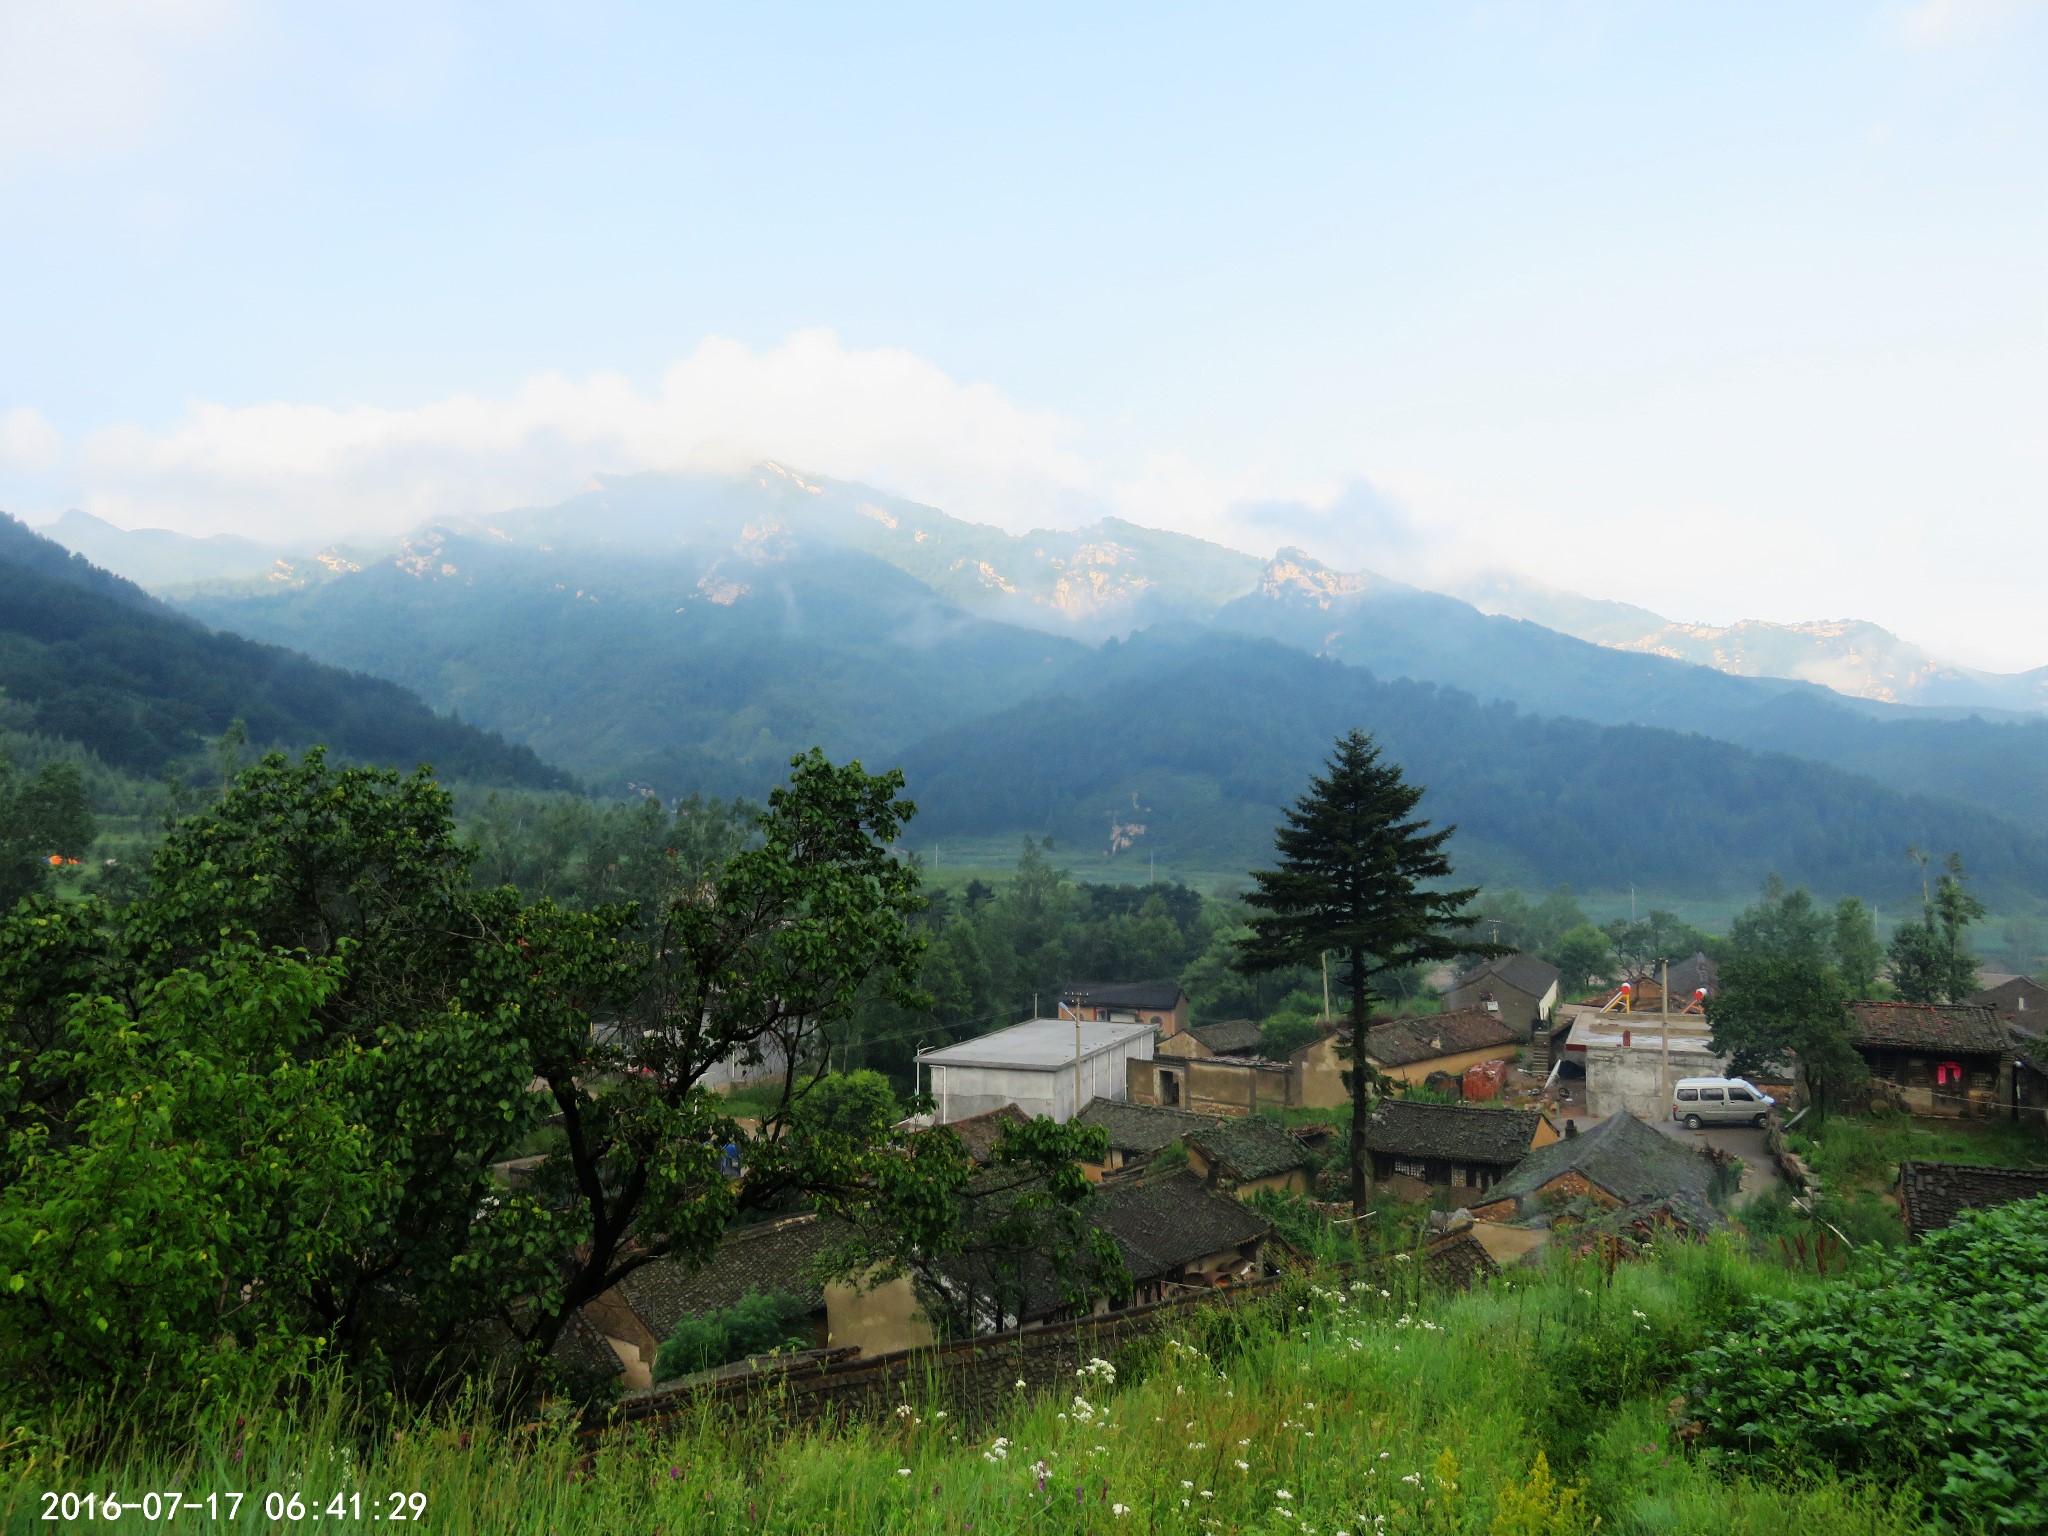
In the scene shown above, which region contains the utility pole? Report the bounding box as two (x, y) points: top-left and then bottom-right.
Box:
(1321, 951), (1332, 1022)
(1660, 957), (1671, 1107)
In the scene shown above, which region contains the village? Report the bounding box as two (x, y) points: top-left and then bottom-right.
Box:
(545, 950), (2048, 1398)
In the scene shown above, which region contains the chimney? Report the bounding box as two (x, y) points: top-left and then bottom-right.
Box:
(1564, 1119), (1579, 1138)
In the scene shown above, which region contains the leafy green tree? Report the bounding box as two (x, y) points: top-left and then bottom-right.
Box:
(1706, 878), (1865, 1116)
(1181, 919), (1314, 1021)
(1544, 923), (1614, 997)
(791, 1071), (900, 1139)
(820, 1112), (1123, 1339)
(0, 950), (381, 1409)
(0, 759), (94, 908)
(2, 746), (1123, 1406)
(1831, 896), (1884, 997)
(1603, 909), (1714, 979)
(1259, 1011), (1327, 1061)
(1469, 887), (1591, 956)
(1887, 853), (1986, 1004)
(1235, 730), (1487, 1214)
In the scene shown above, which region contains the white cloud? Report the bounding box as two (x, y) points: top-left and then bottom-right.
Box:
(63, 331), (1178, 544)
(0, 408), (64, 475)
(0, 0), (244, 180)
(28, 328), (2048, 673)
(1895, 0), (2045, 49)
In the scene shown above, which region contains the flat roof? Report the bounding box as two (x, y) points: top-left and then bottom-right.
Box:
(917, 1017), (1154, 1071)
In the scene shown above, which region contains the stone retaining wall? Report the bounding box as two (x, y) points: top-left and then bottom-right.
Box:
(592, 1276), (1294, 1436)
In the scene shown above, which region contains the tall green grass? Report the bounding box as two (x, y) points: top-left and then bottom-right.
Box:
(4, 1243), (1938, 1535)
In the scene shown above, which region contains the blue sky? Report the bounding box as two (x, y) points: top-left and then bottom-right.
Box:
(2, 1), (2044, 667)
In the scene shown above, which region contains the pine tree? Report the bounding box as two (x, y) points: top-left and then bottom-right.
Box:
(1235, 730), (1485, 1214)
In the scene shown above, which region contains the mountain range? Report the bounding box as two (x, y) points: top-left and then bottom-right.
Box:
(48, 467), (2045, 715)
(1458, 571), (2048, 714)
(112, 464), (2048, 904)
(0, 513), (566, 791)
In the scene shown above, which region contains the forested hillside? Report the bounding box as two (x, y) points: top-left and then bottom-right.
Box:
(897, 632), (2048, 902)
(175, 524), (1089, 794)
(1215, 550), (2048, 833)
(0, 514), (567, 789)
(170, 467), (2048, 838)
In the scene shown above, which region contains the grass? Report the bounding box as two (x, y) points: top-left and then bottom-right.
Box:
(1792, 1112), (2048, 1193)
(3, 1245), (1942, 1535)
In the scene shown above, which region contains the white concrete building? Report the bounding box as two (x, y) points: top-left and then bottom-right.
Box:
(916, 1017), (1156, 1124)
(1556, 1005), (1730, 1120)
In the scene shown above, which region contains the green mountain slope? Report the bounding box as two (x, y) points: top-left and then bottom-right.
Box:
(173, 524), (1088, 796)
(0, 514), (568, 789)
(1213, 549), (2048, 833)
(895, 632), (2048, 903)
(165, 465), (2048, 840)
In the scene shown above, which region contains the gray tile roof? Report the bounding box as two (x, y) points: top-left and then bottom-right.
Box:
(1185, 1116), (1314, 1183)
(1897, 1160), (2048, 1237)
(1061, 981), (1186, 1011)
(1075, 1097), (1222, 1157)
(1364, 1008), (1520, 1069)
(947, 1103), (1030, 1162)
(1453, 952), (1561, 998)
(1848, 1001), (2012, 1055)
(1360, 1099), (1548, 1167)
(1558, 1192), (1724, 1252)
(1091, 1171), (1274, 1280)
(1421, 1230), (1498, 1291)
(1481, 1112), (1713, 1210)
(1967, 976), (2048, 1018)
(616, 1215), (838, 1339)
(1187, 1018), (1265, 1056)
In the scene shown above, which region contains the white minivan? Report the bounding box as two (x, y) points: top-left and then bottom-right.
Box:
(1671, 1076), (1776, 1130)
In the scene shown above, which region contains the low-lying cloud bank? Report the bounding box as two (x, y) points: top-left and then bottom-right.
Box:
(1, 329), (1385, 567)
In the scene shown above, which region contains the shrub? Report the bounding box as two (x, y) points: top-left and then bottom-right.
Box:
(653, 1289), (813, 1380)
(1680, 1194), (2048, 1530)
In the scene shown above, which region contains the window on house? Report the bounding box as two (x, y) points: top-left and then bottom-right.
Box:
(1450, 1167), (1467, 1188)
(1161, 1070), (1181, 1107)
(1394, 1159), (1427, 1179)
(1936, 1060), (1964, 1087)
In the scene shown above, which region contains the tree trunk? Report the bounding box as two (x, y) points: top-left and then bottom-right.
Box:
(1348, 945), (1372, 1219)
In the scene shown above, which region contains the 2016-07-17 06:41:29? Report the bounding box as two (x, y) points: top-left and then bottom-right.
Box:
(41, 1490), (430, 1522)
